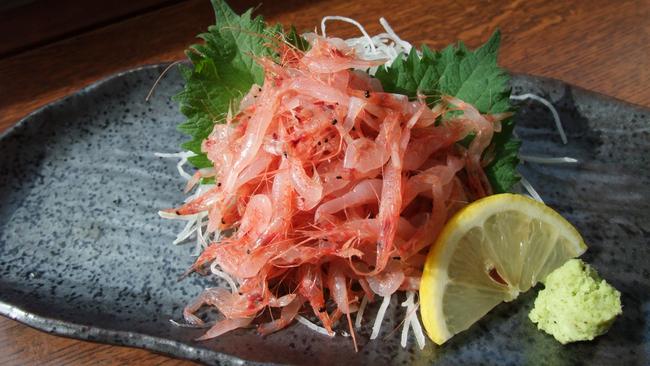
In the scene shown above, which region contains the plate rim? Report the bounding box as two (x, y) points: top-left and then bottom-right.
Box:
(0, 301), (251, 365)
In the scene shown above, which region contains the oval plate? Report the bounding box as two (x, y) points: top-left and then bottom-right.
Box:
(1, 65), (648, 365)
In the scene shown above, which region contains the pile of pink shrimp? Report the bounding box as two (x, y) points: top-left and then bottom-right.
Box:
(165, 35), (507, 347)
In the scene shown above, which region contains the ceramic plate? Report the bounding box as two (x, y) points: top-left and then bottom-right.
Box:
(1, 64), (648, 365)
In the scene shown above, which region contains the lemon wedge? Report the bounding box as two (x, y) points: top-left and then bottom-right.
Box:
(420, 193), (587, 345)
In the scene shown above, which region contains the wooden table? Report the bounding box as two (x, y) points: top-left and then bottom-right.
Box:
(1, 0), (648, 364)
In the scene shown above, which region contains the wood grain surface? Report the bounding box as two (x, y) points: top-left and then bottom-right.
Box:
(1, 0), (649, 364)
(0, 0), (179, 56)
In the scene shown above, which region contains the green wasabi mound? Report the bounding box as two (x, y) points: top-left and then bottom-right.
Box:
(529, 259), (622, 344)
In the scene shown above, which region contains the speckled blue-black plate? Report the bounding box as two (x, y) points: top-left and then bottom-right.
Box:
(1, 64), (648, 365)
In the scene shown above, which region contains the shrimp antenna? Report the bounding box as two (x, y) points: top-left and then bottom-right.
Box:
(146, 60), (184, 102)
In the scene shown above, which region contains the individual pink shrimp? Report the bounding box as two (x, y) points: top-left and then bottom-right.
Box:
(203, 123), (239, 173)
(184, 171), (203, 193)
(342, 106), (401, 173)
(396, 216), (418, 240)
(288, 157), (323, 211)
(252, 159), (294, 249)
(297, 264), (334, 334)
(257, 296), (304, 335)
(401, 156), (464, 210)
(273, 241), (339, 267)
(170, 184), (222, 216)
(219, 241), (285, 279)
(444, 95), (495, 198)
(215, 80), (287, 224)
(326, 259), (360, 351)
(288, 76), (350, 106)
(342, 96), (365, 132)
(196, 317), (254, 341)
(236, 151), (274, 187)
(367, 260), (405, 297)
(305, 218), (380, 245)
(184, 287), (262, 324)
(402, 124), (464, 171)
(236, 194), (273, 243)
(319, 159), (353, 195)
(327, 260), (352, 314)
(315, 179), (382, 221)
(348, 70), (384, 92)
(371, 113), (405, 275)
(301, 37), (385, 73)
(399, 179), (452, 260)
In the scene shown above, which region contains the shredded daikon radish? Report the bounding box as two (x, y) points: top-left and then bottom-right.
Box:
(398, 291), (425, 349)
(519, 175), (544, 203)
(370, 295), (392, 340)
(191, 185), (216, 237)
(173, 219), (198, 245)
(520, 155), (578, 164)
(318, 16), (412, 71)
(210, 261), (239, 294)
(194, 212), (210, 255)
(508, 92), (577, 203)
(154, 151), (196, 180)
(379, 17), (412, 53)
(400, 292), (415, 348)
(160, 183), (215, 251)
(321, 16), (376, 53)
(158, 210), (199, 220)
(510, 94), (567, 144)
(409, 305), (426, 350)
(355, 295), (368, 329)
(296, 315), (334, 337)
(169, 319), (214, 328)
